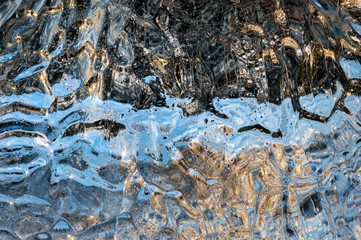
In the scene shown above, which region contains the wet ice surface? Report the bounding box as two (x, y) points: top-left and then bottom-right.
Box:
(1, 0), (361, 239)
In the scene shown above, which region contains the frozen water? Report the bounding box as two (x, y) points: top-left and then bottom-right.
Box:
(0, 0), (361, 239)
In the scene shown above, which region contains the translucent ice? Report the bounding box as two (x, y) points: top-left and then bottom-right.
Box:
(0, 0), (361, 239)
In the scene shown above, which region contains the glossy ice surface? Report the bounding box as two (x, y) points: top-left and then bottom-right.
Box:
(1, 0), (361, 239)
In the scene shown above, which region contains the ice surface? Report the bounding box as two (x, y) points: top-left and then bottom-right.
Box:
(1, 0), (361, 239)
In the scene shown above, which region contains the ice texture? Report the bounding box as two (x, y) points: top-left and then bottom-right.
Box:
(1, 0), (361, 239)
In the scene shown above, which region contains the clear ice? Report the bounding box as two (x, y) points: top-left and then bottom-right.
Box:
(0, 0), (361, 239)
